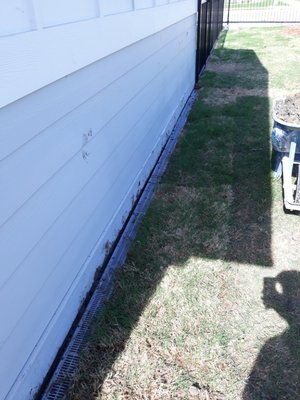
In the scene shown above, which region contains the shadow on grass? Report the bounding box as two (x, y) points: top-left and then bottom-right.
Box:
(160, 48), (272, 267)
(243, 271), (300, 399)
(68, 48), (273, 399)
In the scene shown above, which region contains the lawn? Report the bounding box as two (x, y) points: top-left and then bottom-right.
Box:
(68, 27), (300, 400)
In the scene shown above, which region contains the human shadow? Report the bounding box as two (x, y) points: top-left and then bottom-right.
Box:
(68, 47), (272, 399)
(243, 271), (300, 399)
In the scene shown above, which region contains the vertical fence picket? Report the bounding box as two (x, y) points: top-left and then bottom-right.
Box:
(195, 0), (225, 81)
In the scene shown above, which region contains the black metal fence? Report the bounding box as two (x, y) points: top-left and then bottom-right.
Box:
(196, 0), (225, 79)
(224, 0), (300, 24)
(195, 0), (300, 79)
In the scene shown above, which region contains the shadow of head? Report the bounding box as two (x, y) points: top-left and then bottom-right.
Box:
(243, 271), (300, 399)
(263, 271), (300, 326)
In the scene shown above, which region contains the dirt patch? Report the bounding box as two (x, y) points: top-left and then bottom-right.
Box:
(274, 92), (300, 125)
(205, 62), (254, 74)
(202, 88), (289, 106)
(205, 63), (237, 73)
(283, 26), (300, 37)
(202, 87), (268, 105)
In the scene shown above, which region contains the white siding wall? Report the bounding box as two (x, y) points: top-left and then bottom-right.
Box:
(0, 1), (197, 399)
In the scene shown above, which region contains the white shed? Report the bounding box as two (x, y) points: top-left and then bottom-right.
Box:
(0, 1), (197, 398)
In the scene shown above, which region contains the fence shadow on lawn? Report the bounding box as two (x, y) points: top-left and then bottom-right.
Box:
(161, 47), (272, 268)
(68, 47), (281, 399)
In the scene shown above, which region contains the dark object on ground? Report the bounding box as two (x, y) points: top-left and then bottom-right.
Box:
(274, 92), (300, 125)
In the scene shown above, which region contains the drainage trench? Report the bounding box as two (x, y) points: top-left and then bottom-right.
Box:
(40, 89), (198, 400)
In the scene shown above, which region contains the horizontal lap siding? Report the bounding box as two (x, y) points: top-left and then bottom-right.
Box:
(0, 1), (196, 108)
(0, 11), (197, 400)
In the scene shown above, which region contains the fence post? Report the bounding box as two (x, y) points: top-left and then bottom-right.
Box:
(206, 0), (212, 57)
(226, 0), (231, 25)
(195, 0), (203, 82)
